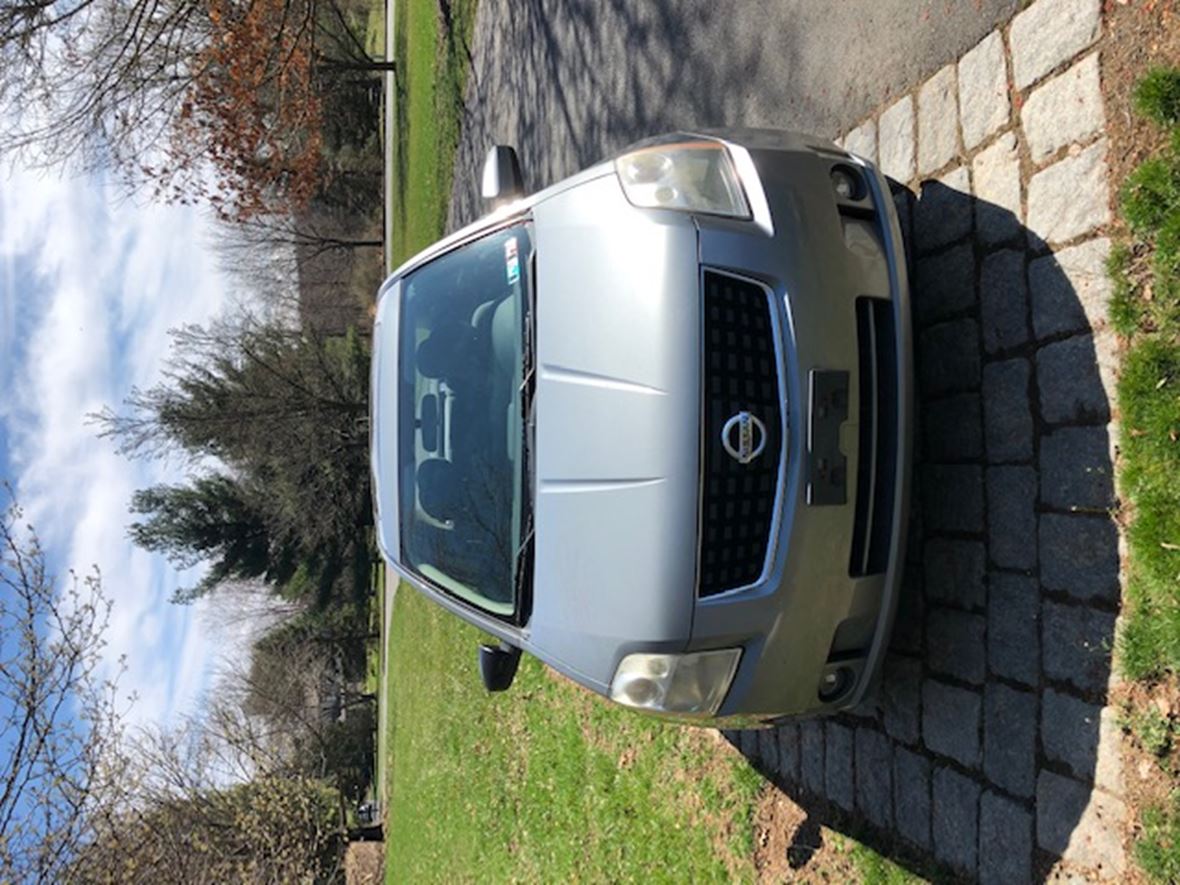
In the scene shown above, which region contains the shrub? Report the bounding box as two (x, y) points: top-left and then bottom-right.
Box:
(1137, 793), (1180, 884)
(1135, 67), (1180, 128)
(1122, 156), (1180, 235)
(1107, 241), (1142, 337)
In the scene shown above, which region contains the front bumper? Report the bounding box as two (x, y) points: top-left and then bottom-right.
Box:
(688, 130), (913, 722)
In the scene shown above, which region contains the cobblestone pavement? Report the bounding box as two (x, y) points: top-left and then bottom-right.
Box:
(730, 1), (1127, 881)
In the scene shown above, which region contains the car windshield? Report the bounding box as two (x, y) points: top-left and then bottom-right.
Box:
(397, 224), (532, 618)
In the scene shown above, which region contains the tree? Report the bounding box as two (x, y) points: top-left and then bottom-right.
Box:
(95, 318), (372, 604)
(0, 0), (216, 181)
(63, 645), (379, 883)
(163, 0), (398, 220)
(0, 488), (375, 880)
(218, 214), (381, 264)
(69, 771), (342, 884)
(0, 491), (129, 882)
(211, 210), (380, 338)
(0, 0), (395, 220)
(166, 0), (324, 221)
(232, 623), (375, 804)
(128, 474), (301, 600)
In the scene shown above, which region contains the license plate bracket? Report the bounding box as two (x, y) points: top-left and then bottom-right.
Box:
(808, 369), (849, 506)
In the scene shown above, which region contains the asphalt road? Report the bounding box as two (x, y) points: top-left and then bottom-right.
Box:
(448, 0), (1022, 228)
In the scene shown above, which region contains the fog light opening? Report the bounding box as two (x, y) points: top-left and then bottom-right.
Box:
(818, 666), (854, 704)
(830, 165), (864, 201)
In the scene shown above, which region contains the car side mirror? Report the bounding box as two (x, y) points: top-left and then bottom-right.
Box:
(481, 145), (524, 205)
(478, 642), (522, 692)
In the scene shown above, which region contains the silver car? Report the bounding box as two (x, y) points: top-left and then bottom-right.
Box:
(371, 130), (912, 725)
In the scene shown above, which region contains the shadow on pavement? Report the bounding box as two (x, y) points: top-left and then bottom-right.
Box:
(723, 179), (1121, 884)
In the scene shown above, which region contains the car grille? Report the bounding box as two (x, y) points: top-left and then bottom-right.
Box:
(698, 270), (783, 598)
(849, 296), (899, 577)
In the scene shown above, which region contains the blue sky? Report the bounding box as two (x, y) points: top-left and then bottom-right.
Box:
(1, 160), (238, 728)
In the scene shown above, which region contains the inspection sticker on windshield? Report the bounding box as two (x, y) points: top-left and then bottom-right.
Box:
(504, 237), (520, 285)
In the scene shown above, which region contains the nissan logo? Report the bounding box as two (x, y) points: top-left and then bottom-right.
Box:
(721, 411), (767, 464)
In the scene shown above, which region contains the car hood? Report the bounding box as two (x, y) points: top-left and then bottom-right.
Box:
(527, 175), (702, 691)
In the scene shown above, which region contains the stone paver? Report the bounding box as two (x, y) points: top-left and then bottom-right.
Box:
(1031, 237), (1113, 338)
(1037, 770), (1126, 877)
(1009, 0), (1101, 90)
(1022, 53), (1105, 164)
(915, 165), (972, 251)
(928, 608), (986, 684)
(918, 65), (960, 175)
(892, 571), (926, 653)
(1094, 328), (1121, 406)
(958, 31), (1010, 150)
(879, 95), (915, 182)
(988, 573), (1040, 686)
(1037, 334), (1112, 424)
(894, 191), (915, 269)
(980, 248), (1029, 353)
(1096, 707), (1125, 795)
(776, 723), (800, 783)
(1026, 139), (1111, 245)
(1043, 600), (1117, 695)
(916, 242), (976, 324)
(984, 683), (1038, 797)
(973, 131), (1023, 244)
(1041, 426), (1116, 511)
(987, 466), (1038, 570)
(800, 720), (825, 796)
(844, 117), (878, 164)
(920, 318), (982, 396)
(923, 681), (982, 767)
(758, 727), (780, 772)
(924, 539), (987, 608)
(739, 728), (759, 759)
(1040, 513), (1120, 603)
(826, 721), (854, 812)
(922, 465), (984, 534)
(924, 393), (982, 462)
(1043, 688), (1103, 783)
(933, 767), (980, 874)
(894, 748), (932, 849)
(856, 728), (893, 830)
(982, 359), (1034, 462)
(980, 791), (1034, 885)
(880, 654), (922, 744)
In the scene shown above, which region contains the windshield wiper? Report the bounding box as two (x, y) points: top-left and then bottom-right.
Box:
(519, 251), (537, 380)
(513, 253), (538, 624)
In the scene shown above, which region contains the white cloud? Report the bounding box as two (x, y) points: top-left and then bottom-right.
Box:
(0, 162), (239, 729)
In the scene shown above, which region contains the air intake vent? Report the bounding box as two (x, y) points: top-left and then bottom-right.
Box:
(849, 297), (899, 577)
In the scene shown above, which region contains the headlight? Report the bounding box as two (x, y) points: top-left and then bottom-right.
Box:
(609, 648), (741, 716)
(615, 141), (751, 218)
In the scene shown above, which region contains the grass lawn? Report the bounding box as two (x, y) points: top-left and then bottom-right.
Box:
(1107, 67), (1180, 881)
(1111, 68), (1180, 691)
(368, 563), (385, 805)
(386, 0), (478, 266)
(384, 589), (762, 882)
